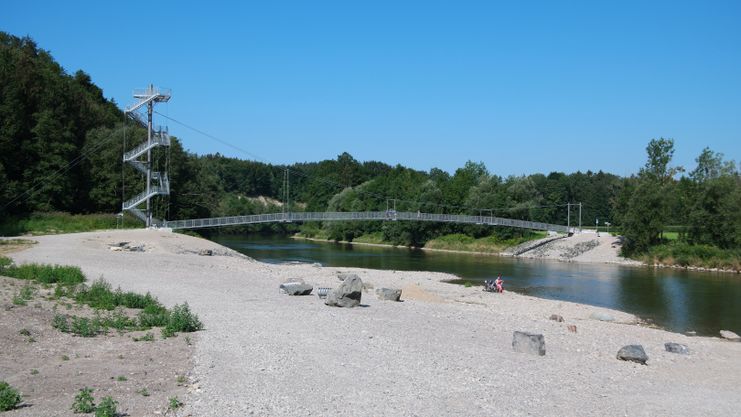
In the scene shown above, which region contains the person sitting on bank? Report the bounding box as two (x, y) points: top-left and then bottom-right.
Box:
(495, 274), (504, 293)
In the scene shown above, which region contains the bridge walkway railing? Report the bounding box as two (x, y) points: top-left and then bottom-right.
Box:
(163, 211), (571, 233)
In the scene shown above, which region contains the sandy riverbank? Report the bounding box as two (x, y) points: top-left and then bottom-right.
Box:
(6, 229), (741, 416)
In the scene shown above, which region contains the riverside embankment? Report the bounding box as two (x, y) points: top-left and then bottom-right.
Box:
(7, 229), (741, 416)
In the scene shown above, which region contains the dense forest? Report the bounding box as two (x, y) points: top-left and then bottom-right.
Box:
(1, 32), (739, 265)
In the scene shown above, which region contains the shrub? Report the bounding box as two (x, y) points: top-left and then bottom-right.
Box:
(53, 314), (70, 332)
(133, 332), (154, 342)
(70, 316), (102, 337)
(137, 304), (169, 328)
(71, 387), (95, 413)
(162, 303), (202, 337)
(95, 396), (117, 417)
(0, 381), (22, 411)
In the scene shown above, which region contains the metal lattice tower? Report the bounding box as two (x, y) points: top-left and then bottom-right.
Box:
(122, 85), (172, 227)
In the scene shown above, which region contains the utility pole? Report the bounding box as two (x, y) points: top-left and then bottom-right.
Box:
(567, 203), (571, 232)
(579, 202), (582, 232)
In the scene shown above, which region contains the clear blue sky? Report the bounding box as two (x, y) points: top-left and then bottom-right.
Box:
(3, 1), (740, 176)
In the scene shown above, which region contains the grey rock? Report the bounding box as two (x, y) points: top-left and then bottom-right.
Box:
(279, 282), (313, 296)
(198, 249), (213, 256)
(617, 345), (648, 365)
(337, 273), (359, 282)
(685, 331), (697, 336)
(325, 275), (363, 307)
(590, 311), (615, 322)
(512, 331), (546, 356)
(720, 330), (741, 341)
(664, 342), (689, 354)
(376, 288), (402, 301)
(549, 314), (564, 322)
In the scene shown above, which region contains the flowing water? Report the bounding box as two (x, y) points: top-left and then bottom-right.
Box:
(213, 234), (741, 336)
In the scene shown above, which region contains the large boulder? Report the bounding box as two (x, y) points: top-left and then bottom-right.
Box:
(720, 330), (741, 341)
(376, 288), (402, 301)
(279, 282), (313, 296)
(664, 342), (689, 354)
(325, 275), (363, 307)
(617, 345), (648, 365)
(337, 273), (359, 282)
(512, 331), (546, 356)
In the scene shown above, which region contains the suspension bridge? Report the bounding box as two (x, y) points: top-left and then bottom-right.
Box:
(123, 86), (576, 234)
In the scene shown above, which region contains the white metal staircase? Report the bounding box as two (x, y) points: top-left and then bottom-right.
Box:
(122, 85), (172, 227)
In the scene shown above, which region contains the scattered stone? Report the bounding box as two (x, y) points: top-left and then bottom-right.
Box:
(198, 249), (213, 256)
(376, 288), (402, 301)
(279, 282), (313, 296)
(316, 287), (332, 298)
(590, 311), (615, 322)
(325, 275), (363, 307)
(720, 330), (741, 341)
(567, 325), (577, 333)
(617, 345), (648, 365)
(512, 331), (546, 356)
(549, 314), (564, 322)
(337, 273), (358, 282)
(664, 343), (689, 354)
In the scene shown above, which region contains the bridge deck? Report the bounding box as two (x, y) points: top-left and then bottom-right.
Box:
(163, 211), (571, 233)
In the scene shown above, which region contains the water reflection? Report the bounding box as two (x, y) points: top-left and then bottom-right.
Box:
(213, 234), (741, 336)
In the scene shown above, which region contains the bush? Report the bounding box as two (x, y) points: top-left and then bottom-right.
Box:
(163, 303), (203, 337)
(95, 396), (117, 417)
(137, 304), (169, 328)
(70, 316), (102, 337)
(71, 387), (95, 413)
(53, 314), (70, 332)
(0, 381), (22, 411)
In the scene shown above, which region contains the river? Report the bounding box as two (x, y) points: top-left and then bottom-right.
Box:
(212, 234), (741, 336)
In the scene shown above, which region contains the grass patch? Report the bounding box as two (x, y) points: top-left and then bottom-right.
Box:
(0, 257), (85, 285)
(0, 212), (140, 236)
(353, 232), (386, 244)
(168, 396), (183, 411)
(638, 242), (741, 271)
(424, 231), (547, 253)
(0, 381), (22, 411)
(3, 257), (203, 337)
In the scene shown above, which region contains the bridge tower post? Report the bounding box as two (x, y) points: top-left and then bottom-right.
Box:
(122, 85), (172, 227)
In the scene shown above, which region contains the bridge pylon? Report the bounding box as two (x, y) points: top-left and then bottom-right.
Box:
(122, 85), (172, 227)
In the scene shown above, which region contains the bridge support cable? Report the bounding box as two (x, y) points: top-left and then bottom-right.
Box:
(122, 85), (172, 227)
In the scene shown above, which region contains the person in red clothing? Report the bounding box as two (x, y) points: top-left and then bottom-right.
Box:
(495, 274), (504, 293)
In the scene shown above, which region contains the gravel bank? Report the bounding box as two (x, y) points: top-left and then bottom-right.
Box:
(8, 229), (741, 416)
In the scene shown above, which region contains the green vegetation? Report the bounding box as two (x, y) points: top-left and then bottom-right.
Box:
(95, 396), (117, 417)
(136, 388), (149, 397)
(618, 140), (740, 269)
(0, 259), (85, 285)
(116, 376), (127, 382)
(72, 387), (96, 413)
(168, 396), (183, 410)
(2, 255), (202, 337)
(0, 212), (137, 236)
(0, 381), (22, 411)
(30, 369), (39, 375)
(424, 232), (546, 253)
(133, 332), (155, 342)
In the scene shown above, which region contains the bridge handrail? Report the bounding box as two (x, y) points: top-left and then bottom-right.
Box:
(163, 211), (569, 233)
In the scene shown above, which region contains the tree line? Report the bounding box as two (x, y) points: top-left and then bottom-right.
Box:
(1, 32), (738, 257)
